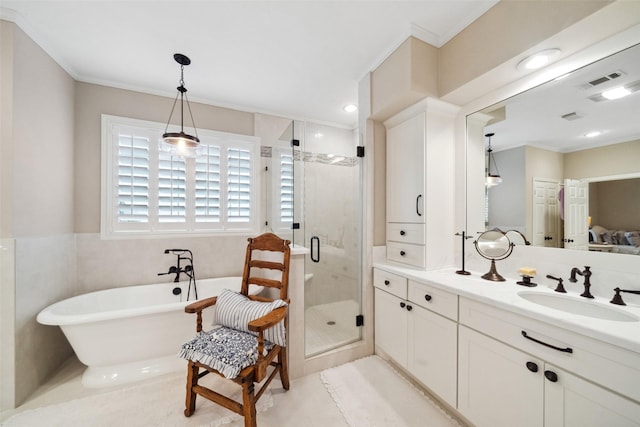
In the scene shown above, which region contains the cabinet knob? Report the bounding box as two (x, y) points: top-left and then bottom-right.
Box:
(406, 304), (413, 311)
(400, 230), (406, 236)
(400, 302), (406, 308)
(424, 294), (432, 302)
(544, 370), (558, 383)
(384, 280), (390, 286)
(400, 250), (406, 256)
(526, 361), (539, 373)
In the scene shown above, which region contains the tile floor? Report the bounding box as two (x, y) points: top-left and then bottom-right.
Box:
(0, 355), (347, 426)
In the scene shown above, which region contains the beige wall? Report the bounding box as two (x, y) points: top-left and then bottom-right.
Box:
(371, 37), (438, 120)
(590, 178), (640, 230)
(9, 24), (75, 237)
(74, 82), (255, 233)
(564, 139), (640, 180)
(439, 0), (611, 97)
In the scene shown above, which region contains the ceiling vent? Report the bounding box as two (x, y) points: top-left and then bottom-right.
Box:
(561, 112), (583, 121)
(578, 70), (625, 90)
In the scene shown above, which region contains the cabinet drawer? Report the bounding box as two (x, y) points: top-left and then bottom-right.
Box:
(386, 241), (426, 268)
(373, 268), (407, 299)
(387, 223), (425, 245)
(408, 280), (458, 321)
(459, 297), (640, 403)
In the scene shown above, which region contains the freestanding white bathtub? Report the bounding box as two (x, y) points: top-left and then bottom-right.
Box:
(37, 277), (263, 388)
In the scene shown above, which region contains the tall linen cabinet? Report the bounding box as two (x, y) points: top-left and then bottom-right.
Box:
(384, 98), (460, 269)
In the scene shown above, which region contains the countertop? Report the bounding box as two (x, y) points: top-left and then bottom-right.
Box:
(373, 261), (640, 354)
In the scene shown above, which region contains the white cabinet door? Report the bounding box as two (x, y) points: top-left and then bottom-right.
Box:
(374, 288), (408, 367)
(458, 325), (543, 427)
(544, 365), (640, 427)
(408, 304), (457, 408)
(386, 112), (425, 224)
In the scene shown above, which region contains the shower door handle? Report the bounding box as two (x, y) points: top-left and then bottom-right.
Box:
(310, 236), (320, 263)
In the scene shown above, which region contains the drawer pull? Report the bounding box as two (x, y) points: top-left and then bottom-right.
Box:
(400, 250), (406, 256)
(525, 361), (538, 373)
(400, 230), (406, 236)
(424, 294), (432, 302)
(544, 370), (558, 383)
(406, 304), (413, 311)
(384, 280), (390, 286)
(521, 331), (573, 354)
(400, 302), (406, 308)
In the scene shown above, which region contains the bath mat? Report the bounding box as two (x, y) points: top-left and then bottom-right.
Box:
(321, 356), (463, 427)
(3, 372), (273, 427)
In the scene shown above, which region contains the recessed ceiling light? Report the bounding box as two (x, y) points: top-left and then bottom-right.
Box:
(343, 104), (358, 113)
(585, 131), (601, 138)
(517, 49), (562, 71)
(602, 86), (631, 100)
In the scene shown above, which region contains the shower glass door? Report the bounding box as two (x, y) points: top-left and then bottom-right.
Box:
(292, 121), (363, 357)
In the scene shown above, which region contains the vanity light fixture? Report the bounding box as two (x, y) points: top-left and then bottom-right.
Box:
(161, 53), (200, 158)
(485, 132), (502, 187)
(517, 48), (562, 71)
(343, 104), (358, 113)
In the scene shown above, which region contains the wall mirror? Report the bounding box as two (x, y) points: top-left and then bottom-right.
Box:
(466, 42), (640, 257)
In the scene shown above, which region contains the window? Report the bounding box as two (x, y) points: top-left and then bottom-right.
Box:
(269, 144), (294, 232)
(102, 115), (260, 237)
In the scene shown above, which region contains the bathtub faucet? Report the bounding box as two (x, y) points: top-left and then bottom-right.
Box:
(159, 249), (198, 300)
(159, 249), (195, 283)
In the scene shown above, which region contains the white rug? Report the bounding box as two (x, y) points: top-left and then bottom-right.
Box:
(3, 372), (273, 427)
(321, 356), (463, 427)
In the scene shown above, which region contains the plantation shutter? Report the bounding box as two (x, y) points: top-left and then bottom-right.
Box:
(280, 152), (294, 223)
(158, 153), (187, 223)
(195, 144), (221, 223)
(117, 133), (149, 223)
(227, 147), (252, 223)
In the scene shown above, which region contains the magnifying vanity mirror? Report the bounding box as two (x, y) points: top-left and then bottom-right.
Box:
(474, 230), (514, 282)
(467, 42), (640, 258)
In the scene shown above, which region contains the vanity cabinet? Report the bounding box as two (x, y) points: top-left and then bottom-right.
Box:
(373, 268), (458, 407)
(384, 98), (459, 269)
(458, 297), (640, 427)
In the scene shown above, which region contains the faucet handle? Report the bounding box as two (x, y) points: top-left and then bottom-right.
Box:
(546, 275), (566, 293)
(610, 287), (640, 306)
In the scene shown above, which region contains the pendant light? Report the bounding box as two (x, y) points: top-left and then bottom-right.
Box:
(485, 132), (502, 187)
(161, 53), (200, 157)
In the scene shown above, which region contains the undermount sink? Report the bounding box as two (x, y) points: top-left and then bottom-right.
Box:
(518, 291), (639, 322)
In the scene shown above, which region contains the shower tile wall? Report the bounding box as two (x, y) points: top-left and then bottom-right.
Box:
(302, 124), (360, 308)
(75, 234), (250, 292)
(14, 234), (76, 405)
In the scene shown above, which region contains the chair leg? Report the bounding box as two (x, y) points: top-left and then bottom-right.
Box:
(184, 361), (199, 417)
(241, 381), (257, 427)
(279, 349), (290, 390)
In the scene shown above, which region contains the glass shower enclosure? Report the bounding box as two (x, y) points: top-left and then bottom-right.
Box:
(268, 120), (363, 357)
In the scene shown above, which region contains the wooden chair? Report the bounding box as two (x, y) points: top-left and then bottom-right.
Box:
(180, 233), (291, 427)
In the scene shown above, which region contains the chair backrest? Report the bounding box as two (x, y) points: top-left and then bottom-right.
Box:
(240, 233), (291, 302)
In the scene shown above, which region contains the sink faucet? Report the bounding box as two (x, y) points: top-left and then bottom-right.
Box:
(569, 266), (594, 299)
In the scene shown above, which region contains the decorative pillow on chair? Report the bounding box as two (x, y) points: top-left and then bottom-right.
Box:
(215, 289), (288, 347)
(179, 326), (275, 379)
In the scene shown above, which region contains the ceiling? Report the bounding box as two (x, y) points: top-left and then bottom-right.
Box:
(1, 0), (498, 129)
(482, 42), (640, 153)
